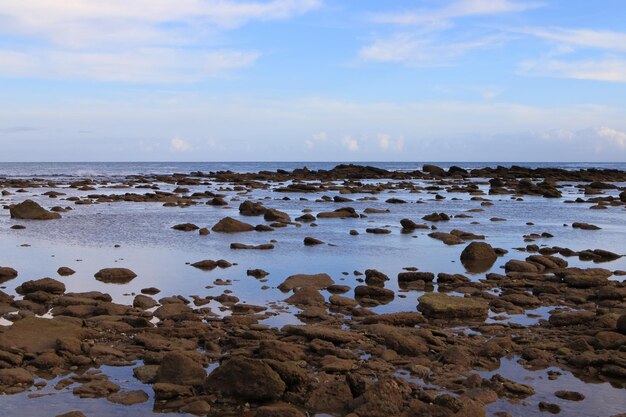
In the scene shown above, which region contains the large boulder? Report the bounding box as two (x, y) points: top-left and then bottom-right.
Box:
(264, 208), (291, 223)
(94, 268), (137, 284)
(418, 293), (488, 319)
(9, 200), (61, 220)
(422, 164), (446, 177)
(212, 217), (254, 233)
(205, 357), (286, 402)
(156, 352), (206, 386)
(461, 242), (498, 273)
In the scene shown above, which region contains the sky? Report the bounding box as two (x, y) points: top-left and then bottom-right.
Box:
(1, 0), (626, 162)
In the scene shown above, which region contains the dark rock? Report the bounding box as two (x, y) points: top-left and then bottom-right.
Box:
(10, 200), (61, 220)
(94, 268), (137, 284)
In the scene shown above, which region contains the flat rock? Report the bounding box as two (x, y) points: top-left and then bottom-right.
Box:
(212, 217), (254, 233)
(278, 273), (334, 291)
(418, 293), (488, 319)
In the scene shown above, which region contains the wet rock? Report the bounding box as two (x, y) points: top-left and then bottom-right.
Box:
(230, 242), (274, 250)
(422, 212), (450, 222)
(205, 357), (286, 402)
(505, 260), (541, 273)
(538, 402), (560, 414)
(94, 268), (137, 284)
(418, 293), (488, 319)
(133, 294), (158, 309)
(428, 232), (463, 245)
(354, 285), (394, 302)
(362, 312), (425, 326)
(549, 311), (595, 327)
(317, 207), (359, 219)
(560, 268), (611, 288)
(264, 208), (291, 222)
(10, 200), (61, 220)
(423, 164), (447, 176)
(258, 340), (306, 362)
(617, 314), (626, 334)
(397, 271), (434, 283)
(152, 383), (193, 400)
(0, 267), (18, 282)
(55, 412), (86, 417)
(285, 287), (325, 306)
(133, 365), (159, 384)
(239, 200), (266, 216)
(17, 277), (65, 295)
(400, 218), (428, 232)
(554, 390), (585, 401)
(366, 324), (428, 355)
(172, 223), (199, 231)
(304, 237), (324, 246)
(247, 269), (269, 278)
(156, 352), (206, 386)
(305, 378), (352, 414)
(278, 273), (334, 291)
(364, 269), (389, 286)
(461, 242), (497, 263)
(180, 400), (212, 415)
(212, 217), (255, 233)
(108, 390), (149, 405)
(57, 267), (76, 276)
(572, 222), (601, 230)
(0, 368), (34, 393)
(366, 228), (391, 234)
(198, 227), (209, 235)
(255, 403), (306, 417)
(74, 380), (120, 398)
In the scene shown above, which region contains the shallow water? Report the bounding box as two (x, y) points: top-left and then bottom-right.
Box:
(1, 168), (625, 416)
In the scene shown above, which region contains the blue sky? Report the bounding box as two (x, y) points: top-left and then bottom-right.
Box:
(1, 0), (626, 162)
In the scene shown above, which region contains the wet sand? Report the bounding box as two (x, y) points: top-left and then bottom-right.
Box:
(0, 164), (625, 417)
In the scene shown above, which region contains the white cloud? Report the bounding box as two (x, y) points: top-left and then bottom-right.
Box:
(377, 134), (404, 151)
(372, 0), (540, 26)
(534, 127), (626, 152)
(361, 0), (533, 66)
(304, 131), (327, 148)
(0, 0), (320, 82)
(359, 33), (503, 66)
(0, 48), (259, 83)
(170, 136), (192, 152)
(519, 58), (626, 83)
(518, 27), (626, 52)
(341, 135), (359, 152)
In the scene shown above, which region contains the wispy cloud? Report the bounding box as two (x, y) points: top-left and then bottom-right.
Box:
(0, 0), (320, 82)
(533, 126), (626, 152)
(360, 0), (536, 66)
(519, 57), (626, 83)
(518, 27), (626, 52)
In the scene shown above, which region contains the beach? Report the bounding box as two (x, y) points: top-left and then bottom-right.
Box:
(0, 163), (625, 417)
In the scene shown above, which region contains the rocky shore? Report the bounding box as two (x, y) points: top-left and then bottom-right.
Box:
(0, 164), (625, 417)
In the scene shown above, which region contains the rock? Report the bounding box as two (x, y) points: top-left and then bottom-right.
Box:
(617, 314), (626, 334)
(620, 191), (626, 202)
(538, 402), (560, 414)
(205, 357), (286, 402)
(247, 269), (269, 278)
(0, 267), (18, 282)
(172, 223), (199, 231)
(428, 232), (463, 245)
(73, 380), (120, 398)
(108, 390), (149, 405)
(94, 268), (137, 284)
(230, 243), (274, 250)
(133, 294), (158, 309)
(549, 311), (595, 327)
(10, 200), (61, 220)
(366, 324), (428, 356)
(304, 237), (324, 246)
(423, 164), (446, 176)
(317, 207), (359, 218)
(400, 218), (428, 232)
(397, 271), (434, 283)
(152, 383), (193, 400)
(259, 340), (306, 362)
(422, 212), (450, 222)
(366, 228), (391, 234)
(305, 378), (352, 414)
(278, 273), (334, 291)
(181, 400), (212, 415)
(554, 390), (585, 401)
(504, 260), (541, 273)
(239, 200), (266, 216)
(362, 312), (425, 326)
(198, 227), (209, 235)
(55, 412), (86, 417)
(133, 365), (159, 384)
(256, 404), (306, 417)
(0, 368), (34, 393)
(461, 242), (497, 262)
(212, 217), (254, 233)
(364, 269), (389, 286)
(17, 277), (65, 295)
(329, 294), (358, 308)
(285, 287), (325, 306)
(156, 352), (206, 386)
(560, 268), (611, 288)
(354, 285), (394, 301)
(57, 267), (76, 276)
(572, 222), (601, 230)
(264, 208), (291, 222)
(191, 260), (218, 270)
(418, 293), (488, 319)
